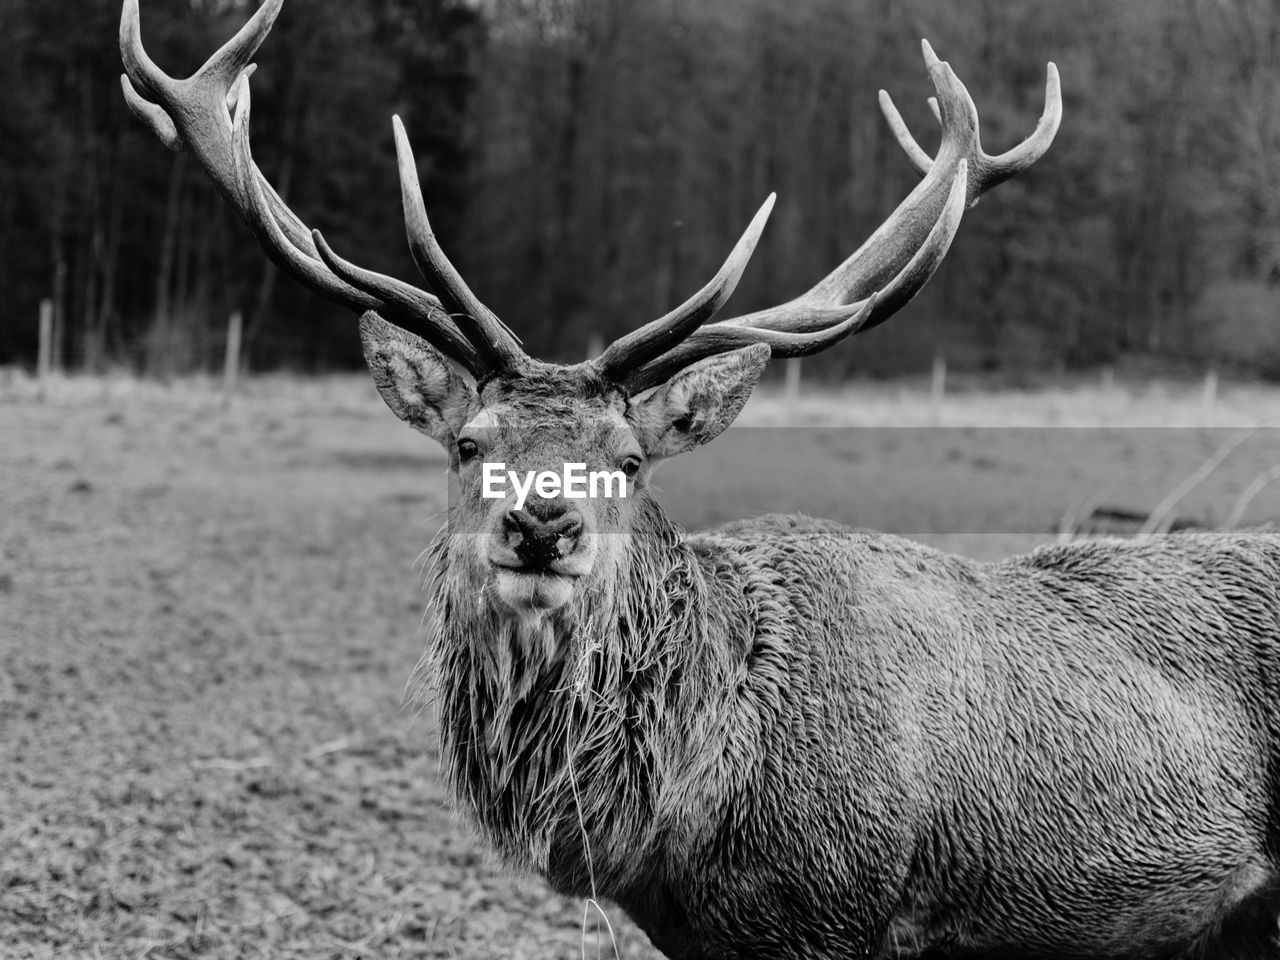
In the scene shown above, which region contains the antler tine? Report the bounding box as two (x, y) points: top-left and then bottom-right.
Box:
(199, 0), (282, 89)
(626, 298), (877, 395)
(120, 73), (181, 150)
(879, 40), (1062, 202)
(392, 117), (528, 374)
(986, 62), (1061, 184)
(878, 88), (933, 177)
(119, 0), (175, 101)
(626, 160), (969, 392)
(593, 194), (776, 382)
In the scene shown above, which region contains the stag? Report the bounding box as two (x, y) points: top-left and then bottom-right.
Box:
(122, 3), (1280, 958)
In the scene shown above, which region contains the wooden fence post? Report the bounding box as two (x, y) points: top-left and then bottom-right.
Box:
(37, 299), (53, 402)
(930, 354), (947, 424)
(1201, 368), (1218, 426)
(784, 357), (802, 404)
(222, 310), (243, 409)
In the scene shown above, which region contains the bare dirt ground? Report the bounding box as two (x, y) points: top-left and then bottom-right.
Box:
(4, 371), (1280, 959)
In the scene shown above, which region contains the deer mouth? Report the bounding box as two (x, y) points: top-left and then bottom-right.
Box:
(489, 536), (598, 580)
(492, 560), (582, 578)
(491, 566), (578, 612)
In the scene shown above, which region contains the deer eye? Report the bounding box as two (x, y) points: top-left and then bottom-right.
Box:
(457, 438), (479, 462)
(620, 455), (643, 479)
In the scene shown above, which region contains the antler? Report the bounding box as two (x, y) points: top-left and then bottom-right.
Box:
(119, 0), (523, 379)
(123, 4), (1059, 395)
(617, 41), (1061, 393)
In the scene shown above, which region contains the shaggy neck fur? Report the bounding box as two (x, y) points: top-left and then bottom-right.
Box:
(411, 497), (772, 898)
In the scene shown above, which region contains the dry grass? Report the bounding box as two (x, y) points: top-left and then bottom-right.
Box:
(1, 374), (652, 959)
(742, 374), (1280, 427)
(4, 369), (1280, 958)
(9, 366), (1280, 427)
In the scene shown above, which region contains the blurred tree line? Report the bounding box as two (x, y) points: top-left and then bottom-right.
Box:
(3, 0), (1280, 378)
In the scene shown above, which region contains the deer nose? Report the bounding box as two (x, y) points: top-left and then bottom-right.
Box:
(503, 507), (584, 569)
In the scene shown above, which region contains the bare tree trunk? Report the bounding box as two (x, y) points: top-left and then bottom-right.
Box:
(51, 262), (69, 375)
(81, 150), (105, 371)
(92, 136), (126, 371)
(186, 194), (217, 371)
(172, 186), (194, 372)
(72, 59), (100, 372)
(149, 152), (187, 377)
(49, 168), (68, 374)
(81, 227), (102, 371)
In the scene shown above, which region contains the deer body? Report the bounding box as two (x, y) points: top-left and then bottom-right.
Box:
(121, 3), (1280, 955)
(424, 509), (1280, 960)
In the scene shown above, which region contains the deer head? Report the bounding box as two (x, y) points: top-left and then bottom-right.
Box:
(120, 0), (1060, 621)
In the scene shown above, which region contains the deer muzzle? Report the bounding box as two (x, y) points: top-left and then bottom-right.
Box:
(502, 508), (584, 570)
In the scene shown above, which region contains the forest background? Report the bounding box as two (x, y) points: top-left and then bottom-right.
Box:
(4, 0), (1279, 380)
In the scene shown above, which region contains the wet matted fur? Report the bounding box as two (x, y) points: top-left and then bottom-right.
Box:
(410, 508), (1280, 960)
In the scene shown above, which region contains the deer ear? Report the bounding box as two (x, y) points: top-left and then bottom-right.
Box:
(359, 312), (477, 446)
(633, 343), (769, 459)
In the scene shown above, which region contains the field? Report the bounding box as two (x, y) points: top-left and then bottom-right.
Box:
(5, 370), (1280, 959)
